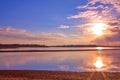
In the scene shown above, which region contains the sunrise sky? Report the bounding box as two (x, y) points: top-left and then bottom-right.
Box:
(0, 0), (120, 45)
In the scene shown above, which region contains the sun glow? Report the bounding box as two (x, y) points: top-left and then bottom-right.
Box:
(94, 57), (104, 69)
(96, 47), (103, 50)
(91, 23), (107, 35)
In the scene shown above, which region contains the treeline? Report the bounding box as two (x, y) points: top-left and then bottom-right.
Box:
(0, 44), (47, 49)
(0, 44), (120, 49)
(52, 45), (120, 47)
(52, 45), (99, 47)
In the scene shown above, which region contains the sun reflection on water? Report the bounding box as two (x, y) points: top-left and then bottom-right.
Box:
(94, 56), (104, 70)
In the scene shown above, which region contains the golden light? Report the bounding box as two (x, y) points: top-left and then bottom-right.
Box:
(91, 23), (107, 35)
(96, 47), (103, 50)
(94, 57), (104, 69)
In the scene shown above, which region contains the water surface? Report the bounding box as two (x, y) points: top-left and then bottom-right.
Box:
(0, 47), (120, 72)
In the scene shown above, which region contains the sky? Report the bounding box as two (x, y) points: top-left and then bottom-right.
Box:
(0, 0), (120, 45)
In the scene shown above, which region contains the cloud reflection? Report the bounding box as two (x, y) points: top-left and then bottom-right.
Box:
(0, 50), (119, 72)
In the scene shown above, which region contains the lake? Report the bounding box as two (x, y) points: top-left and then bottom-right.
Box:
(0, 47), (120, 72)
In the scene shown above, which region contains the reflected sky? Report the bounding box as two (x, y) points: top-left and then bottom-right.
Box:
(0, 47), (120, 72)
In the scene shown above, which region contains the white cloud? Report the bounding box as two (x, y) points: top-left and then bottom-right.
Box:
(69, 0), (120, 20)
(89, 0), (120, 13)
(59, 65), (69, 71)
(58, 25), (70, 29)
(77, 3), (104, 10)
(68, 11), (100, 20)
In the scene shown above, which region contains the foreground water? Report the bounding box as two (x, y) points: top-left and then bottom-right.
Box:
(0, 47), (120, 72)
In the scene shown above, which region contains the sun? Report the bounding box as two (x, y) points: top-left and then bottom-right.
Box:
(94, 57), (104, 69)
(91, 23), (107, 35)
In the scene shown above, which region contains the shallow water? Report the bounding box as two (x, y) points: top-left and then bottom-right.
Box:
(0, 47), (120, 72)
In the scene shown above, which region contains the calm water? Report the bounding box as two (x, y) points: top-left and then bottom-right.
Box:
(0, 47), (120, 72)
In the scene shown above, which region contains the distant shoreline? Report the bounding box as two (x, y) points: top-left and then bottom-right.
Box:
(0, 44), (120, 49)
(0, 48), (120, 52)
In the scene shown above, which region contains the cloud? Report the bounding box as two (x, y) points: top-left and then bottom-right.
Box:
(68, 11), (100, 20)
(93, 30), (120, 44)
(77, 4), (104, 10)
(0, 27), (51, 41)
(68, 0), (120, 45)
(0, 27), (88, 45)
(108, 19), (120, 27)
(58, 25), (70, 29)
(70, 0), (120, 20)
(0, 27), (69, 45)
(89, 0), (120, 13)
(59, 65), (69, 71)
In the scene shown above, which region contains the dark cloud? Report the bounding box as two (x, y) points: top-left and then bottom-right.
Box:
(110, 27), (120, 32)
(95, 32), (120, 45)
(105, 33), (120, 42)
(108, 19), (120, 27)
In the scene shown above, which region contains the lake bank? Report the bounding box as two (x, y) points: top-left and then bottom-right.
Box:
(0, 48), (120, 52)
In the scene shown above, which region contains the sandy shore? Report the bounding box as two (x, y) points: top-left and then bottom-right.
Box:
(0, 70), (119, 80)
